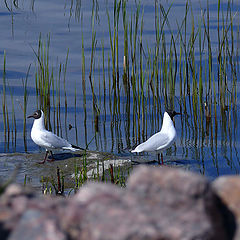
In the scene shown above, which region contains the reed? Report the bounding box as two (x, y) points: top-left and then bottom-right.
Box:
(89, 5), (100, 133)
(50, 167), (65, 195)
(63, 49), (69, 141)
(122, 0), (129, 87)
(32, 34), (70, 138)
(33, 34), (51, 127)
(22, 65), (31, 141)
(2, 51), (7, 142)
(107, 0), (121, 82)
(10, 89), (16, 150)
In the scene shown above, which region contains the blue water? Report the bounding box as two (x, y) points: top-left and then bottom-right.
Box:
(0, 0), (240, 180)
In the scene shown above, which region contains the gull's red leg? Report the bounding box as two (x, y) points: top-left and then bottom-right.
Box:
(38, 151), (48, 164)
(161, 153), (163, 165)
(158, 153), (160, 165)
(47, 150), (55, 162)
(157, 153), (164, 165)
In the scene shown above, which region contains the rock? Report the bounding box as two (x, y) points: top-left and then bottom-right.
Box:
(126, 166), (235, 240)
(67, 183), (158, 240)
(0, 184), (66, 240)
(9, 209), (67, 240)
(60, 184), (126, 239)
(62, 166), (235, 240)
(213, 176), (240, 239)
(0, 184), (35, 238)
(0, 184), (34, 203)
(0, 166), (237, 240)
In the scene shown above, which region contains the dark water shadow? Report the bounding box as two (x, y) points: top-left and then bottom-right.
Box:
(131, 158), (197, 166)
(131, 160), (159, 165)
(48, 152), (84, 161)
(169, 159), (198, 165)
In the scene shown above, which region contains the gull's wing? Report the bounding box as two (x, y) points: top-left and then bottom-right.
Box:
(132, 132), (170, 153)
(38, 130), (71, 149)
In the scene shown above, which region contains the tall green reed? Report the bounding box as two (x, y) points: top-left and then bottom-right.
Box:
(2, 51), (7, 142)
(23, 64), (31, 151)
(32, 34), (69, 138)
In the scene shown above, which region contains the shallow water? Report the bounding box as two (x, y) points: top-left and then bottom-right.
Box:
(0, 0), (240, 191)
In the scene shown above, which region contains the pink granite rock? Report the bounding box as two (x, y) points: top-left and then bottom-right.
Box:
(0, 166), (236, 240)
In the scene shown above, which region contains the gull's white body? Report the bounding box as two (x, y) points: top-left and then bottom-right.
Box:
(30, 111), (78, 152)
(131, 112), (176, 154)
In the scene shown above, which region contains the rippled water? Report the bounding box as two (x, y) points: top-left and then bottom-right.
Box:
(0, 0), (240, 190)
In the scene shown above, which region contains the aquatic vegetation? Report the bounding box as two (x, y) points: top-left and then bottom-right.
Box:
(40, 156), (131, 196)
(1, 0), (240, 192)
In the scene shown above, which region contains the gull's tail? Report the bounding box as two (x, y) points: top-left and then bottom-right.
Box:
(63, 144), (85, 152)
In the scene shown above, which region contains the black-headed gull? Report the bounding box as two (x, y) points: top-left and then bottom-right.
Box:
(131, 110), (181, 164)
(28, 110), (83, 164)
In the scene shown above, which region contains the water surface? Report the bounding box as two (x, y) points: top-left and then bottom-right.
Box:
(0, 0), (240, 191)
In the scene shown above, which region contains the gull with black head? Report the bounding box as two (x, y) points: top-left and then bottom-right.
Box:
(131, 110), (181, 164)
(28, 110), (83, 164)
